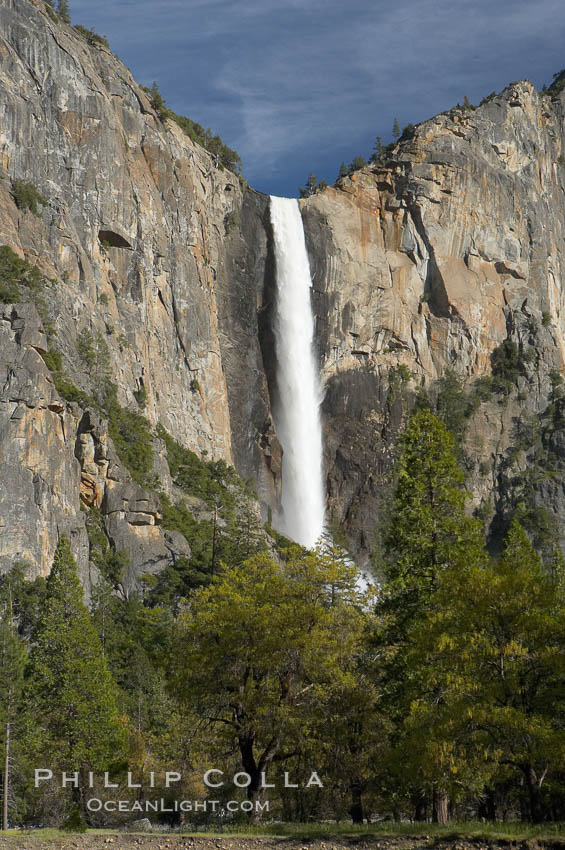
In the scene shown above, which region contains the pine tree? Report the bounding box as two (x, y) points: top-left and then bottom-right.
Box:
(57, 0), (70, 23)
(372, 136), (383, 160)
(402, 520), (565, 823)
(392, 118), (400, 140)
(26, 537), (126, 810)
(0, 598), (25, 830)
(375, 410), (487, 823)
(299, 173), (318, 198)
(338, 161), (348, 179)
(382, 409), (486, 619)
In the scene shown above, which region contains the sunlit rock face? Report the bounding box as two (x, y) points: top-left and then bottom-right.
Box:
(3, 0), (565, 575)
(301, 82), (565, 557)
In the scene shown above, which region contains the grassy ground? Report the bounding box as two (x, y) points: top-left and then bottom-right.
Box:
(6, 822), (565, 840)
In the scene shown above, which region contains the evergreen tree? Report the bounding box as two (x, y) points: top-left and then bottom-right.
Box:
(149, 81), (169, 121)
(299, 173), (318, 198)
(404, 520), (565, 823)
(0, 599), (25, 830)
(349, 156), (367, 172)
(338, 161), (348, 179)
(372, 136), (383, 160)
(26, 537), (126, 813)
(392, 118), (401, 140)
(57, 0), (70, 23)
(381, 409), (486, 620)
(375, 410), (487, 823)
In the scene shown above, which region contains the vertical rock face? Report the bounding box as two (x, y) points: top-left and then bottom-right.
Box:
(3, 0), (565, 576)
(301, 81), (565, 557)
(0, 0), (274, 581)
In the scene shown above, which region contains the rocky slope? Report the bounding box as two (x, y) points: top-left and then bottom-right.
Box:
(2, 0), (565, 581)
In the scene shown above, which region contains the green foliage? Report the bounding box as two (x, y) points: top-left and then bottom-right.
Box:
(392, 118), (401, 140)
(57, 0), (70, 24)
(148, 81), (170, 121)
(162, 103), (242, 173)
(25, 536), (126, 775)
(491, 338), (521, 382)
(73, 24), (109, 48)
(12, 180), (47, 215)
(542, 311), (552, 327)
(435, 370), (480, 445)
(299, 172), (322, 198)
(0, 245), (45, 304)
(387, 364), (412, 403)
(405, 520), (565, 820)
(133, 384), (147, 408)
(400, 123), (416, 140)
(547, 68), (565, 97)
(190, 376), (201, 393)
(85, 507), (129, 590)
(349, 156), (367, 172)
(157, 423), (239, 507)
(40, 349), (95, 408)
(0, 597), (27, 764)
(61, 804), (87, 832)
(76, 327), (110, 376)
(172, 548), (370, 797)
(479, 90), (498, 106)
(105, 383), (154, 486)
(380, 409), (486, 620)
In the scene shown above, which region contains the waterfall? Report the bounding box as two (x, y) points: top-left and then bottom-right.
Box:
(269, 195), (325, 549)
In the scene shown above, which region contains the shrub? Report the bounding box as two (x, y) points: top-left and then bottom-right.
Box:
(12, 179), (47, 215)
(76, 328), (110, 383)
(105, 383), (154, 486)
(40, 349), (95, 408)
(491, 339), (521, 382)
(0, 246), (52, 336)
(156, 424), (239, 508)
(133, 385), (147, 408)
(73, 24), (109, 48)
(436, 370), (480, 443)
(61, 804), (87, 833)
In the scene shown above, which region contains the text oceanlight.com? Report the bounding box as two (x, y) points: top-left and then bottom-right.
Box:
(34, 769), (324, 814)
(86, 799), (270, 814)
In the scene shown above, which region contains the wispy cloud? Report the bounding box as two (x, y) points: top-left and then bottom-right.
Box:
(71, 0), (565, 195)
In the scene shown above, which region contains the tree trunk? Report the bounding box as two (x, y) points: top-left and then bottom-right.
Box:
(413, 789), (427, 822)
(349, 782), (364, 824)
(2, 715), (9, 830)
(524, 764), (544, 824)
(432, 788), (449, 824)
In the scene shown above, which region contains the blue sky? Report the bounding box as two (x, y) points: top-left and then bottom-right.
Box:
(70, 0), (565, 197)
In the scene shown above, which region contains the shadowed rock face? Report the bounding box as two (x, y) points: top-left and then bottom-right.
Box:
(2, 0), (565, 579)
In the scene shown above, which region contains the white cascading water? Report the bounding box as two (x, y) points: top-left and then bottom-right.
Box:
(269, 195), (326, 548)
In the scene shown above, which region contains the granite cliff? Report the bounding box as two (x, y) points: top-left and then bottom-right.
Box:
(2, 0), (565, 583)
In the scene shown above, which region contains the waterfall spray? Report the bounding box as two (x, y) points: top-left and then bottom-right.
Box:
(269, 196), (325, 548)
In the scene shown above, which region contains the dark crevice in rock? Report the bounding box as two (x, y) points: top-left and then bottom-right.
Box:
(98, 229), (132, 249)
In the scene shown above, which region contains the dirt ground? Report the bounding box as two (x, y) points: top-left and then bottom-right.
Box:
(0, 835), (552, 850)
